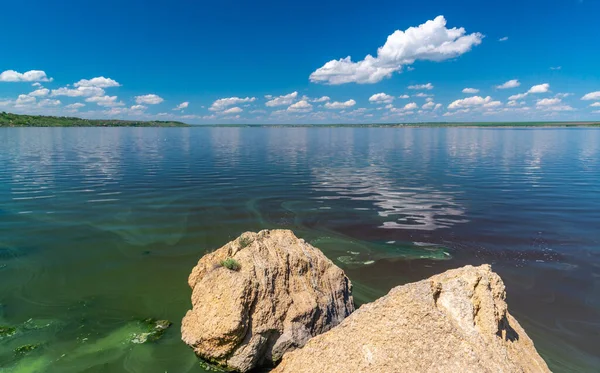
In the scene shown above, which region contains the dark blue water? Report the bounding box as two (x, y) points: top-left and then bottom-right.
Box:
(0, 127), (598, 372)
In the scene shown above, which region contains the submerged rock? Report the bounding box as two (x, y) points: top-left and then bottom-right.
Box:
(181, 229), (354, 372)
(273, 265), (550, 373)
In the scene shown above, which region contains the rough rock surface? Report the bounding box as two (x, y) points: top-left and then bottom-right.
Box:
(273, 264), (550, 373)
(181, 229), (354, 372)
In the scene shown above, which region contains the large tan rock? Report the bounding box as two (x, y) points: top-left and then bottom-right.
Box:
(273, 264), (550, 373)
(181, 229), (354, 372)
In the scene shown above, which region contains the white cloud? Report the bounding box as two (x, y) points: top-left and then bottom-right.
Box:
(0, 70), (52, 82)
(369, 92), (394, 104)
(221, 107), (243, 115)
(499, 36), (509, 42)
(496, 79), (520, 89)
(130, 105), (147, 111)
(462, 88), (479, 94)
(550, 66), (562, 70)
(287, 100), (313, 112)
(408, 83), (434, 90)
(309, 16), (483, 84)
(86, 95), (124, 107)
(324, 99), (356, 109)
(448, 95), (502, 110)
(38, 99), (61, 107)
(29, 88), (50, 97)
(415, 92), (432, 98)
(15, 94), (36, 106)
(528, 83), (550, 93)
(581, 91), (600, 100)
(536, 98), (561, 107)
(135, 94), (164, 105)
(508, 83), (550, 101)
(74, 77), (120, 88)
(422, 101), (435, 109)
(52, 86), (105, 97)
(32, 82), (42, 87)
(555, 93), (572, 98)
(311, 96), (330, 102)
(590, 102), (600, 107)
(403, 102), (418, 110)
(174, 101), (189, 110)
(265, 91), (298, 107)
(210, 96), (256, 111)
(66, 103), (85, 110)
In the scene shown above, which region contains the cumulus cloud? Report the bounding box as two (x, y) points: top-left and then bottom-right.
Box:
(369, 92), (395, 104)
(287, 100), (313, 112)
(496, 79), (520, 89)
(408, 83), (434, 90)
(398, 94), (410, 99)
(265, 91), (298, 107)
(210, 96), (256, 111)
(462, 88), (479, 94)
(403, 102), (418, 110)
(29, 88), (50, 97)
(309, 16), (483, 85)
(508, 83), (550, 101)
(130, 104), (147, 111)
(65, 103), (85, 110)
(174, 101), (189, 110)
(0, 70), (52, 82)
(52, 86), (105, 97)
(448, 96), (502, 109)
(581, 91), (600, 100)
(221, 107), (243, 115)
(38, 99), (61, 107)
(324, 99), (356, 109)
(311, 96), (330, 102)
(135, 94), (164, 105)
(414, 92), (432, 98)
(15, 94), (37, 107)
(589, 102), (600, 107)
(86, 95), (124, 107)
(536, 98), (561, 107)
(74, 77), (120, 88)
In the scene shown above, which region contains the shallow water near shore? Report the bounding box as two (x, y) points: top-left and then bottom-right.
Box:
(0, 127), (598, 372)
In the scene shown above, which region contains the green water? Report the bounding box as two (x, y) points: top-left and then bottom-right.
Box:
(1, 127), (599, 372)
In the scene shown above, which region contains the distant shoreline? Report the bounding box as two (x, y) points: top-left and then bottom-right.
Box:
(1, 112), (599, 128)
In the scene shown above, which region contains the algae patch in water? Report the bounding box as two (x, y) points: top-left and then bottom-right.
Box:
(14, 344), (40, 355)
(0, 325), (17, 338)
(130, 318), (172, 344)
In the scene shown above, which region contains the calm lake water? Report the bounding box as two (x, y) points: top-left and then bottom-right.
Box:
(0, 127), (599, 372)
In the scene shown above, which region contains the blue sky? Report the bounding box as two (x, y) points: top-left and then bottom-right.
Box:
(1, 0), (599, 124)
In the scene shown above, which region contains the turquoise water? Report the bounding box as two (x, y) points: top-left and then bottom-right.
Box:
(0, 127), (599, 372)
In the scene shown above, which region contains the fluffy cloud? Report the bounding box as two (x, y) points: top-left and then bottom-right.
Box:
(15, 94), (36, 106)
(581, 91), (600, 100)
(135, 94), (164, 105)
(403, 102), (418, 110)
(369, 93), (394, 104)
(309, 16), (483, 85)
(287, 100), (313, 112)
(311, 96), (330, 102)
(0, 70), (52, 82)
(86, 95), (124, 107)
(448, 96), (502, 109)
(324, 99), (356, 109)
(508, 83), (550, 101)
(536, 98), (561, 106)
(130, 105), (147, 111)
(265, 91), (298, 107)
(65, 103), (85, 110)
(210, 96), (256, 111)
(589, 102), (600, 107)
(74, 77), (120, 88)
(174, 101), (189, 110)
(29, 88), (50, 97)
(222, 107), (243, 115)
(462, 88), (479, 94)
(499, 36), (509, 42)
(398, 94), (410, 99)
(496, 79), (520, 89)
(52, 86), (105, 97)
